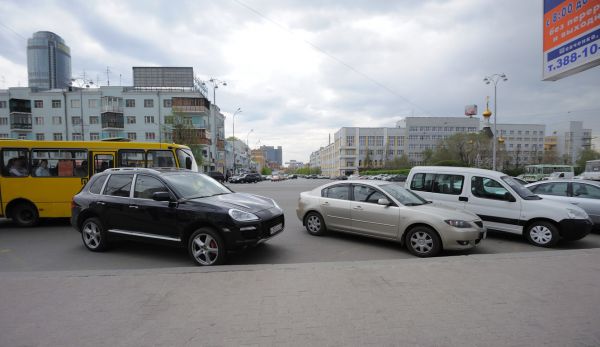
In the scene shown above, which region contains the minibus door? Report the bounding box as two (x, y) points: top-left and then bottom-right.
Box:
(91, 152), (115, 175)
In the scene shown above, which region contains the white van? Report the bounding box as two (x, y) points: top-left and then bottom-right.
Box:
(406, 166), (592, 247)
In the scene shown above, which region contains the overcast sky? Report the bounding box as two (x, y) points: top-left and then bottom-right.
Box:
(1, 0), (599, 163)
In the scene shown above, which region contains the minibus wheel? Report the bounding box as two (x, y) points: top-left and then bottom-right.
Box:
(11, 202), (39, 227)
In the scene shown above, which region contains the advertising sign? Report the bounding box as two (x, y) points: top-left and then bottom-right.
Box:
(543, 0), (600, 81)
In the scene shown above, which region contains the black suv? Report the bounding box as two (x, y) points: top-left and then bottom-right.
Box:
(71, 168), (284, 266)
(243, 172), (262, 183)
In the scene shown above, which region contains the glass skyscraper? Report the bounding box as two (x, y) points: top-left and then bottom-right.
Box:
(27, 31), (71, 90)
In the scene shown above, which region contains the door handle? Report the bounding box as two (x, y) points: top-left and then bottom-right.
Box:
(353, 206), (363, 210)
(321, 202), (329, 206)
(459, 197), (468, 202)
(128, 205), (139, 209)
(97, 202), (106, 206)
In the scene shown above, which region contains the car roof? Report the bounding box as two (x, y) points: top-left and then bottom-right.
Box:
(410, 166), (506, 178)
(102, 167), (196, 175)
(526, 179), (600, 186)
(315, 179), (397, 190)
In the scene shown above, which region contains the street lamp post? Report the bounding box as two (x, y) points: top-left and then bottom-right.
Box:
(203, 78), (227, 105)
(246, 129), (254, 171)
(483, 73), (508, 171)
(232, 108), (242, 174)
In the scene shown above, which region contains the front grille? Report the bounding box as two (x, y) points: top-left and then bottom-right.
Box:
(474, 221), (483, 228)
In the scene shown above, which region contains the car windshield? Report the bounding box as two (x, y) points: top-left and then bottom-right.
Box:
(501, 176), (541, 200)
(380, 184), (428, 206)
(163, 173), (232, 199)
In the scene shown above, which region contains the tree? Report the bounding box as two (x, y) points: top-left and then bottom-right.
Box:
(542, 147), (559, 163)
(260, 166), (272, 175)
(163, 111), (204, 167)
(576, 149), (600, 170)
(428, 132), (492, 168)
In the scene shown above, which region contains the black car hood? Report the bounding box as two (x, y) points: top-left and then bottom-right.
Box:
(189, 192), (275, 213)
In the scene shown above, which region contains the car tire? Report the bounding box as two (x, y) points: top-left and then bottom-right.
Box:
(11, 202), (39, 227)
(304, 212), (327, 236)
(81, 217), (109, 252)
(405, 226), (442, 257)
(188, 228), (226, 266)
(524, 221), (559, 247)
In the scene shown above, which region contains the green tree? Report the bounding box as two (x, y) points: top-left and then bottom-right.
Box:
(163, 111), (204, 167)
(260, 166), (272, 175)
(576, 149), (600, 170)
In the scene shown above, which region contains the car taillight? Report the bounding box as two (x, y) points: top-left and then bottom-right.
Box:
(71, 199), (77, 209)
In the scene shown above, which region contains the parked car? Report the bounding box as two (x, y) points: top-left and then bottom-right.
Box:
(296, 180), (485, 257)
(526, 179), (600, 227)
(288, 174), (298, 179)
(271, 174), (283, 181)
(405, 166), (592, 247)
(207, 171), (225, 182)
(334, 175), (348, 180)
(385, 174), (407, 182)
(228, 175), (244, 183)
(71, 168), (284, 266)
(242, 172), (262, 183)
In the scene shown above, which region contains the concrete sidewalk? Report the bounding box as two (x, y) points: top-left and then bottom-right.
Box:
(1, 249), (599, 347)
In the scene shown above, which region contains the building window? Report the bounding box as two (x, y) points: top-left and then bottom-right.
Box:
(52, 116), (62, 125)
(144, 99), (154, 108)
(0, 133), (9, 138)
(72, 133), (83, 141)
(90, 132), (100, 140)
(18, 133), (27, 140)
(126, 116), (136, 124)
(53, 133), (63, 141)
(89, 116), (99, 124)
(71, 99), (81, 108)
(163, 99), (172, 108)
(88, 99), (99, 108)
(0, 101), (7, 108)
(144, 116), (154, 124)
(36, 133), (45, 140)
(127, 132), (137, 140)
(145, 132), (156, 140)
(72, 117), (81, 125)
(34, 100), (43, 108)
(52, 100), (61, 108)
(34, 117), (44, 125)
(125, 99), (135, 107)
(346, 136), (354, 147)
(0, 117), (7, 125)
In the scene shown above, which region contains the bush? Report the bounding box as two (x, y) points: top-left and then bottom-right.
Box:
(359, 169), (411, 175)
(431, 160), (465, 167)
(502, 168), (524, 177)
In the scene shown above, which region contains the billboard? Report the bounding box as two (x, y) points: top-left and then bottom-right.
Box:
(133, 67), (194, 88)
(543, 0), (600, 81)
(464, 104), (478, 117)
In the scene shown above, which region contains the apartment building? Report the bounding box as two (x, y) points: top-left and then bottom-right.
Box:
(496, 123), (546, 166)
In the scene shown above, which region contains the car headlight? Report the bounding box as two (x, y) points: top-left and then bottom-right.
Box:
(444, 220), (472, 228)
(228, 209), (259, 221)
(566, 208), (588, 220)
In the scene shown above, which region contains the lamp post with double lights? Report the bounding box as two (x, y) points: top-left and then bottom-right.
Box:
(203, 78), (227, 106)
(232, 108), (242, 174)
(483, 73), (508, 171)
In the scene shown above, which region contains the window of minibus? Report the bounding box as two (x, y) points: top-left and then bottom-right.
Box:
(119, 150), (145, 168)
(31, 149), (88, 177)
(1, 148), (30, 177)
(176, 148), (198, 171)
(147, 150), (176, 168)
(94, 154), (114, 174)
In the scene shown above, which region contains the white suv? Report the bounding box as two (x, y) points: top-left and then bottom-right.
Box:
(405, 166), (592, 247)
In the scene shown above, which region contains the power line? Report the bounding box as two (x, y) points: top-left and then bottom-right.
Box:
(0, 22), (27, 40)
(231, 0), (433, 116)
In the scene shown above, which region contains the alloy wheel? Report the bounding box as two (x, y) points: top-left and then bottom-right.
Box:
(191, 233), (220, 265)
(307, 215), (321, 233)
(410, 231), (434, 254)
(83, 221), (101, 249)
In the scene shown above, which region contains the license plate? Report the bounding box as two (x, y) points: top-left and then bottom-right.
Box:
(270, 223), (283, 235)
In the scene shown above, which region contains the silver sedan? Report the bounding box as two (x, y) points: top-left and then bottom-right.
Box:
(296, 180), (485, 257)
(526, 179), (600, 226)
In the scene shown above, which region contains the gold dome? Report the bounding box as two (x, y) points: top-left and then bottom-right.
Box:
(498, 136), (505, 144)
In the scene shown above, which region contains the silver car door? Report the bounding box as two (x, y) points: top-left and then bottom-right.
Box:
(319, 184), (352, 231)
(350, 185), (400, 238)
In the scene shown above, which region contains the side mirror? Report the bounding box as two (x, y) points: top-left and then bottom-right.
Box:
(504, 192), (516, 202)
(185, 157), (192, 170)
(152, 191), (172, 202)
(377, 198), (391, 206)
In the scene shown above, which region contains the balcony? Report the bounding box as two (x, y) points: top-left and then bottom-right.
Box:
(101, 97), (124, 113)
(217, 139), (225, 150)
(172, 97), (210, 113)
(101, 112), (124, 129)
(172, 128), (212, 145)
(102, 105), (124, 113)
(10, 112), (32, 131)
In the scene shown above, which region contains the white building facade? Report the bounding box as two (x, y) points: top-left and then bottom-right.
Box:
(0, 86), (225, 173)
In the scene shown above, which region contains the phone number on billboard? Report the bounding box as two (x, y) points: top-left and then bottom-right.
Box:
(546, 43), (599, 72)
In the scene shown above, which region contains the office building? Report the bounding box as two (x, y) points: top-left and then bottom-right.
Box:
(260, 145), (282, 166)
(27, 31), (72, 90)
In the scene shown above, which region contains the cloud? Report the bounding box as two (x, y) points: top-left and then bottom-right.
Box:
(0, 0), (598, 163)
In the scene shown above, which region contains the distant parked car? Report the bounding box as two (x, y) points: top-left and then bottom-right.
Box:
(71, 168), (284, 266)
(207, 171), (225, 182)
(385, 174), (407, 182)
(228, 175), (244, 183)
(242, 172), (262, 183)
(526, 179), (600, 227)
(334, 175), (348, 180)
(296, 180), (485, 257)
(271, 174), (283, 181)
(288, 174), (298, 179)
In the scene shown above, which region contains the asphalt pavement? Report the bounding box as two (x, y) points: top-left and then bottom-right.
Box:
(1, 178), (600, 271)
